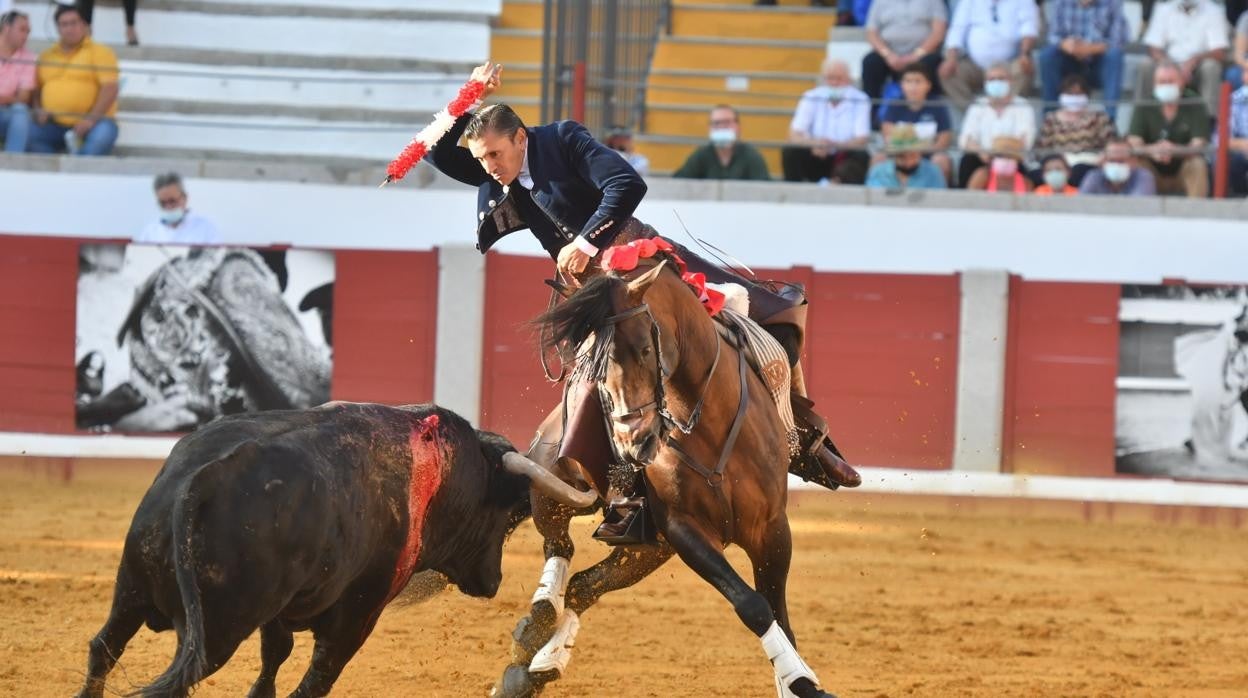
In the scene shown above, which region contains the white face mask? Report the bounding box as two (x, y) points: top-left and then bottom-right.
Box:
(709, 127), (736, 147)
(984, 79), (1010, 99)
(1059, 93), (1089, 112)
(1154, 84), (1181, 104)
(819, 85), (846, 101)
(1103, 162), (1131, 183)
(1043, 169), (1069, 190)
(160, 207), (187, 225)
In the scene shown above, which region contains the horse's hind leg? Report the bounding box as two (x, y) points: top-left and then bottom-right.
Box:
(663, 515), (832, 698)
(492, 544), (673, 698)
(77, 564), (149, 698)
(747, 515), (795, 640)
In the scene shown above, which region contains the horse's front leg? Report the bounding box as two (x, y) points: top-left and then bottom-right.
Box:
(492, 543), (674, 698)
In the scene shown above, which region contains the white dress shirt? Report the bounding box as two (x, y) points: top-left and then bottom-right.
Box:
(1143, 0), (1230, 63)
(957, 96), (1037, 150)
(947, 0), (1040, 68)
(134, 212), (222, 245)
(790, 86), (872, 144)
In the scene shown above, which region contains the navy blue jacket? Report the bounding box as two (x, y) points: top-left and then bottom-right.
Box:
(429, 114), (647, 259)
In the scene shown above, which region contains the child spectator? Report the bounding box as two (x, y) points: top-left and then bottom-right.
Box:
(1034, 154), (1080, 195)
(880, 62), (954, 181)
(862, 0), (948, 117)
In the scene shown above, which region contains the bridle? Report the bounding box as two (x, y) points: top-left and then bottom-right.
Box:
(599, 302), (722, 444)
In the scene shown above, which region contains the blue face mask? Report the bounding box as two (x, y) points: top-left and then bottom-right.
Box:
(984, 79), (1010, 99)
(160, 207), (187, 226)
(709, 128), (736, 148)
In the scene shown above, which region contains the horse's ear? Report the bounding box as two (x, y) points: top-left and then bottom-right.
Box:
(625, 260), (668, 302)
(544, 277), (574, 299)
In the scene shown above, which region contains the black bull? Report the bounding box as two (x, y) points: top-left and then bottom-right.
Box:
(77, 401), (595, 698)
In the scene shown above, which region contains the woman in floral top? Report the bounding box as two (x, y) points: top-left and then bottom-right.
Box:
(1035, 74), (1116, 187)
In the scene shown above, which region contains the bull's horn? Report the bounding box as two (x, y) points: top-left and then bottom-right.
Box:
(502, 452), (599, 509)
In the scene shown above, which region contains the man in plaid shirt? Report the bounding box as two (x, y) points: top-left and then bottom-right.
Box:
(1039, 0), (1129, 119)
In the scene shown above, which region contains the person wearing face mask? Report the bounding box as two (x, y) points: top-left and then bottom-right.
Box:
(134, 172), (222, 245)
(1140, 0), (1230, 115)
(1038, 0), (1128, 121)
(604, 125), (650, 178)
(783, 58), (871, 184)
(955, 62), (1036, 187)
(939, 0), (1039, 112)
(1127, 62), (1210, 197)
(865, 124), (948, 189)
(1034, 74), (1115, 187)
(673, 104), (770, 180)
(1079, 136), (1157, 195)
(1033, 154), (1079, 194)
(966, 135), (1034, 192)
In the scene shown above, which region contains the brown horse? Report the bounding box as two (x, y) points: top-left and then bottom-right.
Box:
(491, 258), (834, 698)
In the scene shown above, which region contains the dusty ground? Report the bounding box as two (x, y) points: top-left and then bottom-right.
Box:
(2, 460), (1247, 698)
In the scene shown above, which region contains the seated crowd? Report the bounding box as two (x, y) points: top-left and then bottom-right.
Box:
(673, 0), (1248, 198)
(0, 4), (120, 156)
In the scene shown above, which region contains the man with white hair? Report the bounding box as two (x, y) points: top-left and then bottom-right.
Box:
(1127, 62), (1210, 197)
(1140, 0), (1229, 115)
(783, 58), (871, 184)
(939, 0), (1040, 110)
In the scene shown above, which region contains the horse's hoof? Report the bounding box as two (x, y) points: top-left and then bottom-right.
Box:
(788, 677), (836, 698)
(490, 664), (539, 698)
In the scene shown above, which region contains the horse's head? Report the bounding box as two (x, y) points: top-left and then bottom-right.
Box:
(538, 258), (690, 464)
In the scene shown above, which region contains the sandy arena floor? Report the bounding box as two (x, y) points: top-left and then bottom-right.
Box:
(1, 460), (1246, 698)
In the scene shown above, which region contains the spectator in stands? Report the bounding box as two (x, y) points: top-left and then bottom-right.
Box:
(967, 135), (1034, 192)
(1140, 0), (1229, 115)
(604, 125), (650, 177)
(956, 62), (1036, 187)
(1079, 136), (1158, 194)
(1226, 82), (1248, 196)
(783, 59), (871, 184)
(1033, 154), (1080, 194)
(76, 0), (140, 46)
(0, 9), (33, 153)
(135, 172), (223, 245)
(1228, 10), (1248, 88)
(673, 104), (770, 181)
(1039, 0), (1128, 120)
(939, 0), (1039, 111)
(1034, 74), (1116, 187)
(880, 62), (953, 181)
(1128, 62), (1210, 197)
(866, 124), (948, 189)
(862, 0), (948, 119)
(29, 5), (118, 156)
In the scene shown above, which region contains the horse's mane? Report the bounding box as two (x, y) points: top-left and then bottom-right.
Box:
(536, 273), (626, 352)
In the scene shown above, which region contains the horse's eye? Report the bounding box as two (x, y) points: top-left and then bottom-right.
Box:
(641, 345), (653, 358)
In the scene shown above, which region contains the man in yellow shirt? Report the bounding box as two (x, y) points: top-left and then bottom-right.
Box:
(30, 4), (118, 155)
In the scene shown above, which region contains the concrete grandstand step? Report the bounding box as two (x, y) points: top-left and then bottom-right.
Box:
(498, 0), (544, 30)
(635, 136), (784, 177)
(652, 36), (827, 74)
(675, 0), (830, 6)
(19, 2), (490, 66)
(118, 96), (432, 125)
(117, 61), (476, 115)
(77, 0), (500, 22)
(646, 103), (794, 142)
(491, 28), (543, 66)
(648, 69), (817, 108)
(670, 3), (838, 42)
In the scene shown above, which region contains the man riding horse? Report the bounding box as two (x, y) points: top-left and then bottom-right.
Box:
(427, 62), (859, 492)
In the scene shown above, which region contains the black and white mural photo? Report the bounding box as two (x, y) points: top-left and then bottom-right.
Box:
(75, 243), (334, 433)
(1116, 284), (1248, 482)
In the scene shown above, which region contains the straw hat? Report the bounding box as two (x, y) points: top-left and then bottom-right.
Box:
(990, 135), (1026, 160)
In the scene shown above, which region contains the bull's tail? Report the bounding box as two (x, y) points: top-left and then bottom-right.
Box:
(138, 441), (259, 698)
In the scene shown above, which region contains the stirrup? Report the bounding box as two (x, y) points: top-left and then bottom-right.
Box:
(790, 395), (859, 489)
(592, 497), (655, 545)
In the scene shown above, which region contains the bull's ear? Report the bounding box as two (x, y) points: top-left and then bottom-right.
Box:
(626, 260), (667, 303)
